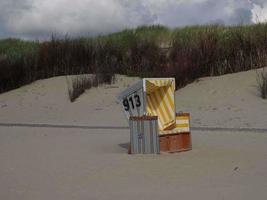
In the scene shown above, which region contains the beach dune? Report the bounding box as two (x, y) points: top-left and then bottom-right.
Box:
(0, 69), (267, 200)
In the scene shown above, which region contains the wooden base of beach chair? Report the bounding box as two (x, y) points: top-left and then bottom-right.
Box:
(159, 132), (192, 153)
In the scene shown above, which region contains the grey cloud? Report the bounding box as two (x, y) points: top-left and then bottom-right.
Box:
(251, 0), (266, 6)
(0, 0), (32, 21)
(155, 0), (254, 26)
(0, 0), (266, 39)
(1, 0), (158, 38)
(229, 8), (253, 25)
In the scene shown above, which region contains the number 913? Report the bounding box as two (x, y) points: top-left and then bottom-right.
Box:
(123, 94), (141, 111)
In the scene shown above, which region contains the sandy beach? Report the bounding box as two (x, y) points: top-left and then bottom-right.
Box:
(1, 69), (267, 200)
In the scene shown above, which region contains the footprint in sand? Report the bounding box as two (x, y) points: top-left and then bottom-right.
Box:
(1, 104), (7, 108)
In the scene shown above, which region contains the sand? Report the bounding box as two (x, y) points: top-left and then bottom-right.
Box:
(0, 69), (267, 200)
(175, 68), (267, 129)
(0, 74), (140, 126)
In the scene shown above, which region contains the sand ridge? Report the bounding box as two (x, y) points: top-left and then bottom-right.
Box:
(0, 69), (266, 129)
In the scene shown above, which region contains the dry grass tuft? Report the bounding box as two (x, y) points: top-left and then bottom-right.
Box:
(66, 73), (114, 102)
(257, 69), (267, 99)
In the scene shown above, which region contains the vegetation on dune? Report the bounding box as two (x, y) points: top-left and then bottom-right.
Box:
(1, 24), (267, 96)
(66, 74), (114, 102)
(257, 69), (267, 99)
(66, 75), (94, 102)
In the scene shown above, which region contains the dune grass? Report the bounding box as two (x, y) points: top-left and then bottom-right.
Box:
(1, 24), (267, 94)
(66, 73), (114, 102)
(66, 75), (94, 102)
(257, 70), (267, 99)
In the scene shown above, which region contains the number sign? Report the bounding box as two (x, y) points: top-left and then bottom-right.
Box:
(123, 94), (141, 111)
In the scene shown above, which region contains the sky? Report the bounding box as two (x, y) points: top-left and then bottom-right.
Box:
(0, 0), (267, 39)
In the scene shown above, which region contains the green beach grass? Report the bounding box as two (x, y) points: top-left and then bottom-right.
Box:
(1, 24), (267, 94)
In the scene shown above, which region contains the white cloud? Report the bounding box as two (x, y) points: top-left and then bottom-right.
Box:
(0, 0), (267, 39)
(252, 2), (267, 23)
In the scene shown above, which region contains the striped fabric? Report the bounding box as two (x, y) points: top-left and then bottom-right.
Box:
(145, 79), (175, 131)
(175, 114), (190, 132)
(159, 114), (190, 135)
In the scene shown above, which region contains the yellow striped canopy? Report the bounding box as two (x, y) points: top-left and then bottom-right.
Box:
(160, 114), (190, 135)
(145, 79), (175, 131)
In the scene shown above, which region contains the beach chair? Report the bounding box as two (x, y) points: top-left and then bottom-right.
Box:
(118, 78), (192, 153)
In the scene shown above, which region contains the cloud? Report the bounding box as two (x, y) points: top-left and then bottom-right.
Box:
(0, 0), (267, 39)
(251, 1), (267, 23)
(148, 0), (254, 26)
(1, 0), (157, 38)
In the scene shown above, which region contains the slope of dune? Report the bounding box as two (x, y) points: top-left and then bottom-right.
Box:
(0, 75), (140, 126)
(175, 68), (267, 129)
(0, 68), (266, 129)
